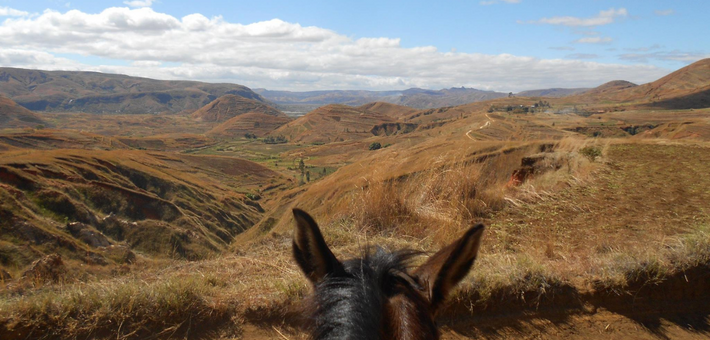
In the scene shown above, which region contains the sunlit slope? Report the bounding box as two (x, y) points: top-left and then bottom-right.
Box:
(0, 149), (290, 268)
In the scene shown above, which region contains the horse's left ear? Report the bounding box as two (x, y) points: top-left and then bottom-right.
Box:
(292, 208), (344, 284)
(413, 223), (485, 312)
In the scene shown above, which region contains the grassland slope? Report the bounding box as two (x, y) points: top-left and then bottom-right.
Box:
(0, 149), (289, 275)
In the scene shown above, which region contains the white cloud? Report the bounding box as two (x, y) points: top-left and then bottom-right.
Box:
(124, 0), (154, 8)
(526, 8), (628, 27)
(0, 7), (668, 91)
(480, 0), (520, 5)
(575, 37), (613, 44)
(654, 9), (674, 16)
(0, 7), (30, 17)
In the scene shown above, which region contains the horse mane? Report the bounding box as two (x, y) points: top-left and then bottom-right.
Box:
(304, 247), (423, 340)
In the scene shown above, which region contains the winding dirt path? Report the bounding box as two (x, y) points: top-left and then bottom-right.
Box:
(466, 114), (495, 140)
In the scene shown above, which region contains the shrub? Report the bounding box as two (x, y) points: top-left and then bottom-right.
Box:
(580, 146), (602, 161)
(368, 142), (382, 151)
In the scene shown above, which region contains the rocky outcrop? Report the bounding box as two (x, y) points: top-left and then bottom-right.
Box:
(21, 254), (66, 285)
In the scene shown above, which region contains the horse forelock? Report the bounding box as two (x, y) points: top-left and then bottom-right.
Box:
(306, 248), (433, 340)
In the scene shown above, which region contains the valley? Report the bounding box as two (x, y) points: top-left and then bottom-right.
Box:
(0, 60), (709, 339)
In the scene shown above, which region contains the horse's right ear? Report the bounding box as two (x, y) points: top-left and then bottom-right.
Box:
(413, 223), (484, 313)
(292, 208), (344, 283)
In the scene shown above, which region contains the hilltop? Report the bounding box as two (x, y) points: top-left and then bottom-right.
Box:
(191, 94), (286, 122)
(0, 67), (266, 114)
(0, 95), (47, 129)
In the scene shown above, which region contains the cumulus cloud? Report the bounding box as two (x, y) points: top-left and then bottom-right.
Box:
(525, 8), (628, 27)
(0, 7), (668, 91)
(0, 6), (30, 17)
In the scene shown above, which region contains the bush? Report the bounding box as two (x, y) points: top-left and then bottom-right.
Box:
(579, 146), (602, 161)
(368, 142), (382, 151)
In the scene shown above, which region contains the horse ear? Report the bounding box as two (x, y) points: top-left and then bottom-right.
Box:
(413, 224), (484, 312)
(292, 208), (344, 283)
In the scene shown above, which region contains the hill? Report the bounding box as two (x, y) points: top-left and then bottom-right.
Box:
(565, 58), (710, 109)
(270, 104), (394, 143)
(357, 101), (418, 120)
(0, 67), (266, 114)
(0, 95), (47, 129)
(516, 88), (589, 98)
(208, 112), (292, 137)
(623, 58), (710, 109)
(191, 94), (286, 122)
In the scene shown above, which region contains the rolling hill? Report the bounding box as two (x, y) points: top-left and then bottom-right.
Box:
(270, 104), (395, 143)
(0, 95), (48, 129)
(191, 94), (286, 122)
(357, 101), (418, 120)
(0, 67), (267, 114)
(208, 112), (292, 137)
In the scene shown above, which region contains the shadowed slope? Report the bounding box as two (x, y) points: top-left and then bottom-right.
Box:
(0, 95), (47, 129)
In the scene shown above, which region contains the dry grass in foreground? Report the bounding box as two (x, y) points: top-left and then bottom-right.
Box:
(1, 140), (709, 339)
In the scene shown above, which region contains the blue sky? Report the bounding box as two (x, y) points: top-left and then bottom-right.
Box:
(0, 0), (707, 91)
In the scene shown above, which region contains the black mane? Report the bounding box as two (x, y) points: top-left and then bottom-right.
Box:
(306, 248), (421, 340)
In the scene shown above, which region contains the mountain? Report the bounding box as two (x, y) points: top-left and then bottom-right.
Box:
(256, 87), (508, 109)
(191, 94), (286, 122)
(0, 67), (266, 114)
(270, 104), (394, 143)
(0, 95), (48, 128)
(516, 88), (590, 98)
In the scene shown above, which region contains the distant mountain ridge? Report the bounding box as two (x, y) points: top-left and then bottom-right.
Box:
(0, 67), (267, 114)
(255, 87), (508, 109)
(516, 88), (590, 98)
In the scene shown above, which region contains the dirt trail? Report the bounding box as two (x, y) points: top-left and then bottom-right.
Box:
(466, 114), (495, 140)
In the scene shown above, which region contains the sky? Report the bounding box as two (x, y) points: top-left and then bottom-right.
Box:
(0, 0), (708, 92)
